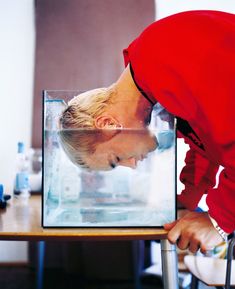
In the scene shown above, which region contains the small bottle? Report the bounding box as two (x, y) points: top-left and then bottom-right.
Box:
(0, 184), (7, 209)
(14, 142), (30, 198)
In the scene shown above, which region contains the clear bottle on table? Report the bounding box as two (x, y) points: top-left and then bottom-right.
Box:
(14, 142), (30, 198)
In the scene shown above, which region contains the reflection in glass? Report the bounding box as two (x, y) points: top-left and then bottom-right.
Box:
(43, 91), (176, 227)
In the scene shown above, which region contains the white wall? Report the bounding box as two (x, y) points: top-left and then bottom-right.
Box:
(155, 0), (235, 20)
(0, 0), (35, 193)
(0, 0), (35, 263)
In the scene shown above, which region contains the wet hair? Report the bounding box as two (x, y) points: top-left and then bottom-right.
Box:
(58, 85), (119, 168)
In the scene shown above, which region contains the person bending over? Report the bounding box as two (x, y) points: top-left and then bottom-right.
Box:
(59, 10), (235, 253)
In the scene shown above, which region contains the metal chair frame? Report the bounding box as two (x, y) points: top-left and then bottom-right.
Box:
(190, 232), (235, 289)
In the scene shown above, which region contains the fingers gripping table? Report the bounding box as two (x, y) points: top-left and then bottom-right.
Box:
(0, 196), (179, 289)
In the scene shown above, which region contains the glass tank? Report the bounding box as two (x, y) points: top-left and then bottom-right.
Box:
(43, 90), (176, 227)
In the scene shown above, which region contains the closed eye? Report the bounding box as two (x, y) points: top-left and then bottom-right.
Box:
(109, 162), (116, 169)
(109, 156), (121, 169)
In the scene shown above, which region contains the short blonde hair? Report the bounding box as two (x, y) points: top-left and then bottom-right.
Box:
(59, 85), (118, 168)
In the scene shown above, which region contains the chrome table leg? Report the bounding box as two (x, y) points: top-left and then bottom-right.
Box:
(160, 239), (179, 289)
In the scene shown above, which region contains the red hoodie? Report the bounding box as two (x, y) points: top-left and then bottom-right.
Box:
(123, 10), (235, 233)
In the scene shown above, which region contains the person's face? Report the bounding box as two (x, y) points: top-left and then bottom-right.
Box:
(85, 129), (158, 170)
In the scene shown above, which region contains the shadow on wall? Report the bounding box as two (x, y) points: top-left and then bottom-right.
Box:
(32, 0), (156, 148)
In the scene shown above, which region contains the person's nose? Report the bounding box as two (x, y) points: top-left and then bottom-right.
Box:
(119, 157), (137, 169)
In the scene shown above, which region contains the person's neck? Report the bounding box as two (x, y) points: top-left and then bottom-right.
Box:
(115, 64), (141, 103)
(110, 65), (153, 128)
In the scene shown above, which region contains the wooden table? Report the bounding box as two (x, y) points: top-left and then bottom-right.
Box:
(0, 195), (179, 289)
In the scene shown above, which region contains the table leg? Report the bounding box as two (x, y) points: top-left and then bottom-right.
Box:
(190, 274), (199, 289)
(132, 240), (144, 289)
(160, 239), (179, 289)
(36, 241), (45, 289)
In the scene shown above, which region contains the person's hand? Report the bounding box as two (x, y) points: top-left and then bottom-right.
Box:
(164, 211), (224, 254)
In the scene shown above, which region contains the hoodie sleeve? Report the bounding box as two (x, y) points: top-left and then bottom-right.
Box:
(207, 167), (235, 233)
(178, 144), (219, 210)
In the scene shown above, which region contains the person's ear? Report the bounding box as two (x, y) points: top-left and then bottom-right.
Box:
(94, 115), (122, 129)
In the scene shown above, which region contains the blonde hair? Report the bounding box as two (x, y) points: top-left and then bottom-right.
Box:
(59, 85), (119, 168)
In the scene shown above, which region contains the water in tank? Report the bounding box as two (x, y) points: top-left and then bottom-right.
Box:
(43, 90), (176, 227)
